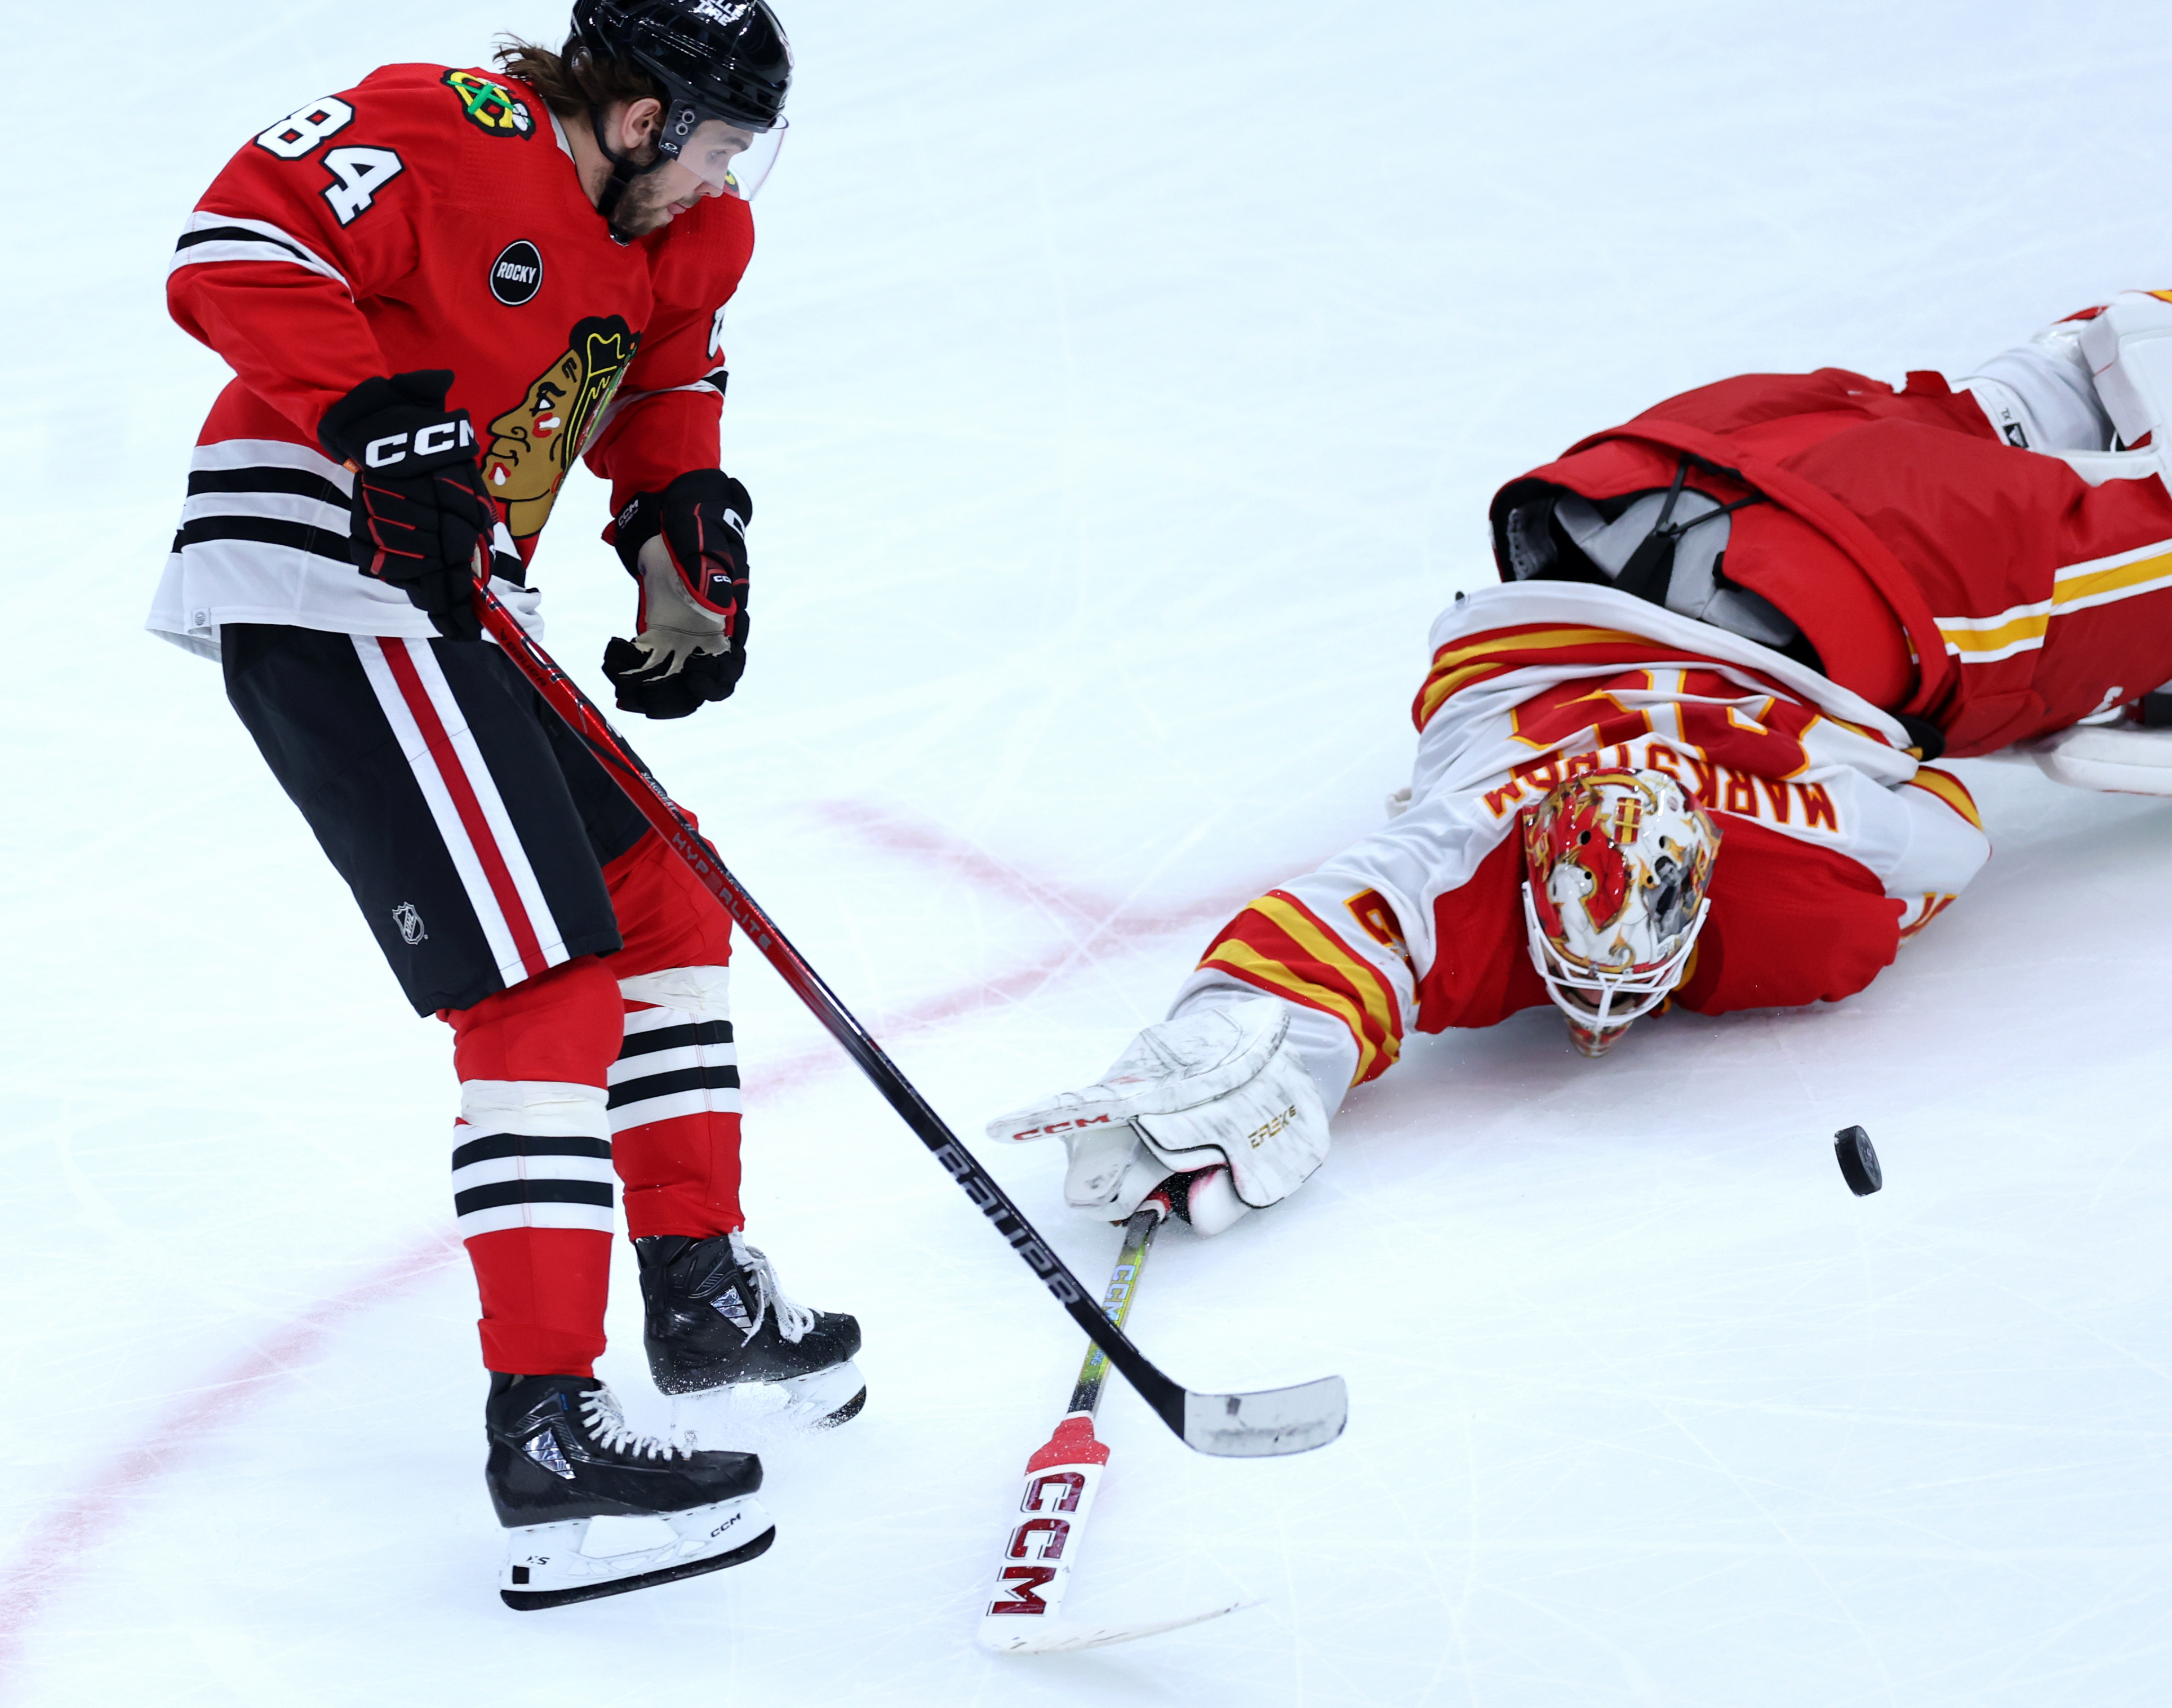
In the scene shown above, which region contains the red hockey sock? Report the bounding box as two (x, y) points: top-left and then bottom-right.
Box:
(444, 955), (625, 1376)
(602, 834), (746, 1241)
(614, 1077), (746, 1239)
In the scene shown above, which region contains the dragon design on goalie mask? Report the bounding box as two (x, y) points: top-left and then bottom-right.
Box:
(1522, 766), (1719, 976)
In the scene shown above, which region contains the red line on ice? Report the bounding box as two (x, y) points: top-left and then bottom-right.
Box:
(0, 809), (1287, 1688)
(0, 1233), (457, 1684)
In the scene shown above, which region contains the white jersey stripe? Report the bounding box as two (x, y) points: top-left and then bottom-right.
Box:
(183, 437), (356, 483)
(352, 637), (528, 988)
(397, 640), (570, 972)
(171, 211), (351, 290)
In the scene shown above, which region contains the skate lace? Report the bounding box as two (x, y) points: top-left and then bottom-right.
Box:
(729, 1230), (817, 1344)
(578, 1384), (690, 1462)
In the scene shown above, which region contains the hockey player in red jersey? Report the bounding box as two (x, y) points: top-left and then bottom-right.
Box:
(990, 292), (2172, 1241)
(154, 0), (862, 1609)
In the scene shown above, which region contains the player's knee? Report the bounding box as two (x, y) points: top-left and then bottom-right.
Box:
(447, 954), (625, 1085)
(605, 832), (736, 969)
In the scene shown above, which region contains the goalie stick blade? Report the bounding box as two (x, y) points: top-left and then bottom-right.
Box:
(980, 1599), (1257, 1656)
(1182, 1375), (1348, 1457)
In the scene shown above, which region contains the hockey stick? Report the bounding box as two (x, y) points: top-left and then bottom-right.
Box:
(469, 577), (1346, 1458)
(981, 1200), (1256, 1653)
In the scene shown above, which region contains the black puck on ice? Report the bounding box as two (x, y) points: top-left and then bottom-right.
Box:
(1833, 1126), (1882, 1196)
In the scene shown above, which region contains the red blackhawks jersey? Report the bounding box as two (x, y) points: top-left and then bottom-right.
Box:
(149, 65), (753, 658)
(1173, 584), (1989, 1087)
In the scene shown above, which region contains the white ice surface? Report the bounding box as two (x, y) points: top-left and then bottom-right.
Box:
(6, 1), (2172, 1701)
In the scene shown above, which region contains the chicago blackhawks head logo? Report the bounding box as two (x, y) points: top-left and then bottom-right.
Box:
(485, 316), (639, 538)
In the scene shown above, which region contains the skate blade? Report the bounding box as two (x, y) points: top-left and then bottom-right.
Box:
(499, 1495), (774, 1612)
(672, 1360), (867, 1444)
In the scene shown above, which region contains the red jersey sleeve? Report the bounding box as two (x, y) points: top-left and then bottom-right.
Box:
(167, 70), (436, 443)
(585, 195), (755, 514)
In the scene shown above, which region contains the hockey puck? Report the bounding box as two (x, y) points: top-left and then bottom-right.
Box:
(1833, 1126), (1882, 1196)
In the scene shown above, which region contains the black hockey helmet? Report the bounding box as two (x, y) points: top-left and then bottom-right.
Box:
(571, 0), (792, 131)
(569, 0), (792, 223)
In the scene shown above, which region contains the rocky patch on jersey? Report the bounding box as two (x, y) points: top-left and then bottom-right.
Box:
(485, 316), (640, 539)
(490, 241), (544, 306)
(442, 70), (536, 139)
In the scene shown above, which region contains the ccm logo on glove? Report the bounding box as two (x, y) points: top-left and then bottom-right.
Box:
(364, 417), (477, 468)
(1003, 1116), (1118, 1141)
(318, 370), (496, 643)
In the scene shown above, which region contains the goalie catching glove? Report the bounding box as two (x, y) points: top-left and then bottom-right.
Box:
(319, 370), (500, 642)
(603, 470), (752, 720)
(985, 996), (1329, 1237)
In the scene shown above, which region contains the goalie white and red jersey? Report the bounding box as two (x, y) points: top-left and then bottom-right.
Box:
(1176, 332), (2172, 1095)
(1172, 582), (1990, 1091)
(152, 62), (750, 659)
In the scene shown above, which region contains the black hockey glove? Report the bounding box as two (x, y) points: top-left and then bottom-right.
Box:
(601, 469), (752, 719)
(319, 370), (494, 642)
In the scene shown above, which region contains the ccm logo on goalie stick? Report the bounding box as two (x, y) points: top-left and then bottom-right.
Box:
(989, 1565), (1060, 1615)
(363, 418), (477, 469)
(987, 1478), (1086, 1616)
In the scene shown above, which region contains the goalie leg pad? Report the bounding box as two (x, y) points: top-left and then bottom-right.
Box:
(2028, 723), (2172, 795)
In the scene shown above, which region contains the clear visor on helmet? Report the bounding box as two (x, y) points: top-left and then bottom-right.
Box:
(1521, 882), (1709, 1042)
(667, 114), (788, 201)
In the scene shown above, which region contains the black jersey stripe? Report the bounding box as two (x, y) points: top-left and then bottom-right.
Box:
(174, 513), (353, 566)
(453, 1179), (615, 1217)
(451, 1132), (614, 1172)
(175, 224), (316, 264)
(616, 1018), (734, 1060)
(188, 466), (350, 507)
(606, 1063), (740, 1110)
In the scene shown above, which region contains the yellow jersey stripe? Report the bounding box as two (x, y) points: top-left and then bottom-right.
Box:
(1247, 894), (1401, 1051)
(1902, 766), (1983, 830)
(1938, 538), (2172, 662)
(1201, 939), (1390, 1084)
(1415, 626), (1673, 726)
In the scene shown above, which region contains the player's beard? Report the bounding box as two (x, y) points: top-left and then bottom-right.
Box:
(609, 168), (685, 241)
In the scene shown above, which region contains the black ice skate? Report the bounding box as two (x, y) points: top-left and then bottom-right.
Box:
(486, 1372), (774, 1611)
(637, 1230), (866, 1434)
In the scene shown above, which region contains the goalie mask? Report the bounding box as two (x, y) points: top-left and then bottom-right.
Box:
(1520, 767), (1720, 1058)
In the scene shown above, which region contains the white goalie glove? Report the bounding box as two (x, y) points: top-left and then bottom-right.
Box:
(986, 996), (1330, 1236)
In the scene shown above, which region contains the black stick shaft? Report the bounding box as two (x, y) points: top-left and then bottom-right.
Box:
(471, 581), (1193, 1438)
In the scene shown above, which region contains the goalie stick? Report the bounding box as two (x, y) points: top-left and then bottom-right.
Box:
(981, 1199), (1255, 1654)
(468, 575), (1346, 1459)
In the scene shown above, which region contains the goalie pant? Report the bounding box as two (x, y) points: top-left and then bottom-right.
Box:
(1169, 580), (1993, 1109)
(225, 624), (746, 1376)
(1490, 362), (2172, 757)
